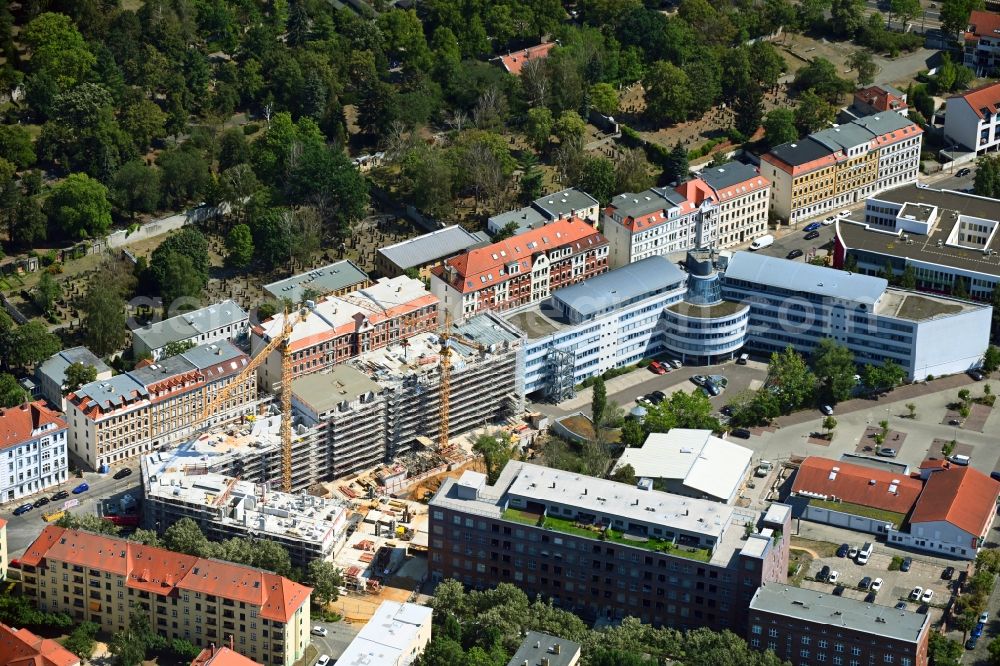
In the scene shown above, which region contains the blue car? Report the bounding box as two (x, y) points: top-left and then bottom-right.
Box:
(13, 503), (33, 516)
(972, 622), (985, 638)
(72, 483), (89, 494)
(803, 222), (822, 232)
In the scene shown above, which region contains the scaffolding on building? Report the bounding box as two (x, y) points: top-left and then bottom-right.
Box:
(545, 347), (576, 403)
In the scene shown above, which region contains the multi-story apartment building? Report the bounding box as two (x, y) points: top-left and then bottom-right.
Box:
(488, 188), (600, 237)
(132, 300), (249, 362)
(963, 11), (1000, 76)
(748, 584), (929, 666)
(376, 226), (489, 280)
(0, 622), (80, 666)
(36, 347), (113, 411)
(263, 260), (370, 307)
(430, 217), (608, 323)
(429, 462), (792, 632)
(762, 112), (922, 225)
(21, 526), (311, 666)
(192, 645), (263, 666)
(66, 341), (256, 471)
(251, 276), (439, 390)
(0, 401), (68, 503)
(721, 251), (992, 380)
(603, 161), (770, 268)
(834, 184), (1000, 300)
(944, 81), (1000, 155)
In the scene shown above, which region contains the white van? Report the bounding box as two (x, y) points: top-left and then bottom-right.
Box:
(950, 454), (971, 466)
(857, 542), (873, 565)
(749, 234), (774, 250)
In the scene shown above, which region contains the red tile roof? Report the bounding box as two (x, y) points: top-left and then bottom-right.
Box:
(952, 81), (1000, 119)
(0, 623), (79, 666)
(854, 85), (907, 113)
(909, 466), (1000, 537)
(498, 43), (556, 75)
(22, 527), (311, 623)
(191, 647), (262, 666)
(791, 457), (923, 514)
(439, 217), (606, 294)
(965, 10), (1000, 40)
(0, 402), (66, 451)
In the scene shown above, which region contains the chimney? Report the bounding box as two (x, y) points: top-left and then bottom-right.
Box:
(210, 643), (215, 657)
(229, 635), (234, 650)
(554, 644), (561, 655)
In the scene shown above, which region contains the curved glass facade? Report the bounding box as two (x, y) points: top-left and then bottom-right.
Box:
(662, 267), (749, 362)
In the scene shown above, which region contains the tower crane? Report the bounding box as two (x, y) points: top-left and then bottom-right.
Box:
(199, 307), (308, 492)
(437, 313), (486, 450)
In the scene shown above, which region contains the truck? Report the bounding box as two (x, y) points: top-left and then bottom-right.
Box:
(750, 234), (774, 250)
(857, 542), (873, 565)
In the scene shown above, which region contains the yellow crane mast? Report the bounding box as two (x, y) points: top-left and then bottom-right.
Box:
(437, 314), (485, 450)
(200, 308), (307, 492)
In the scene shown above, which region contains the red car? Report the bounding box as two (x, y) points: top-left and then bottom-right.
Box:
(648, 361), (667, 375)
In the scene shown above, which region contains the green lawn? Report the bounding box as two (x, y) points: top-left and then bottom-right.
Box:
(540, 516), (713, 562)
(502, 507), (542, 526)
(810, 499), (906, 527)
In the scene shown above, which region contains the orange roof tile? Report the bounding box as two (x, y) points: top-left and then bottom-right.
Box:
(0, 402), (66, 451)
(854, 85), (907, 113)
(792, 457), (923, 515)
(909, 466), (1000, 537)
(965, 10), (1000, 40)
(440, 217), (606, 294)
(952, 80), (1000, 120)
(498, 43), (556, 75)
(0, 623), (79, 666)
(23, 527), (311, 623)
(191, 646), (262, 666)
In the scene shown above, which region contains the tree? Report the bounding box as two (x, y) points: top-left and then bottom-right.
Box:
(525, 107), (554, 150)
(793, 58), (853, 103)
(609, 463), (637, 485)
(8, 321), (60, 369)
(162, 341), (196, 359)
(120, 98), (167, 153)
(940, 0), (985, 36)
(928, 632), (963, 666)
(0, 373), (27, 407)
(0, 125), (36, 169)
(33, 272), (61, 315)
(733, 84), (765, 138)
(157, 253), (204, 311)
(831, 0), (867, 37)
(592, 377), (607, 429)
(763, 108), (798, 148)
(861, 359), (906, 393)
(589, 83), (619, 116)
(22, 12), (94, 89)
(285, 143), (369, 239)
(906, 402), (917, 419)
(767, 347), (818, 412)
(643, 61), (692, 125)
(890, 0), (922, 27)
(553, 110), (586, 143)
(847, 50), (878, 86)
(163, 518), (214, 557)
(822, 415), (838, 438)
(812, 338), (857, 402)
(473, 433), (514, 484)
(987, 636), (1000, 665)
(620, 418), (645, 448)
(983, 345), (1000, 373)
(975, 155), (1000, 199)
(64, 362), (97, 393)
(307, 559), (344, 606)
(225, 224), (255, 268)
(576, 156), (616, 206)
(148, 228), (211, 297)
(62, 621), (98, 659)
(614, 148), (653, 194)
(218, 128), (250, 171)
(900, 265), (917, 289)
(157, 147), (211, 208)
(794, 89), (837, 135)
(55, 512), (122, 535)
(665, 142), (690, 185)
(128, 529), (163, 547)
(83, 284), (127, 357)
(111, 161), (160, 219)
(8, 195), (48, 250)
(44, 173), (112, 240)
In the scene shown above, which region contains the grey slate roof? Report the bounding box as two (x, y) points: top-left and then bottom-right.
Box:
(131, 300), (248, 352)
(37, 347), (111, 387)
(750, 584), (928, 644)
(699, 162), (760, 192)
(724, 251), (888, 304)
(506, 631), (581, 666)
(377, 225), (489, 270)
(552, 255), (687, 318)
(263, 260), (369, 304)
(813, 123), (878, 152)
(851, 111), (916, 137)
(531, 187), (599, 218)
(609, 188), (675, 218)
(488, 206), (547, 233)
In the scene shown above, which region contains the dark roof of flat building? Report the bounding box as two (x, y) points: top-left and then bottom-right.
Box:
(699, 162), (759, 191)
(767, 137), (835, 167)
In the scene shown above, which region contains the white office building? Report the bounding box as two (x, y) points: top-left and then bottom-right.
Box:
(0, 402), (69, 504)
(721, 251), (993, 380)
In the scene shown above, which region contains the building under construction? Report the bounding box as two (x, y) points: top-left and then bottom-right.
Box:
(145, 313), (524, 493)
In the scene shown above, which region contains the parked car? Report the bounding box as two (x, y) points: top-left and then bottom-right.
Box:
(648, 391), (666, 405)
(837, 543), (850, 558)
(848, 546), (859, 559)
(828, 570), (840, 583)
(967, 636), (980, 650)
(786, 249), (804, 260)
(859, 576), (872, 590)
(968, 369), (985, 380)
(973, 622), (985, 639)
(901, 557), (912, 572)
(921, 589), (934, 603)
(32, 497), (50, 509)
(820, 405), (834, 415)
(980, 611), (990, 624)
(72, 483), (89, 494)
(311, 627), (328, 637)
(942, 566), (955, 580)
(316, 656), (331, 666)
(737, 353), (749, 365)
(818, 565), (831, 581)
(13, 504), (32, 516)
(703, 382), (721, 397)
(957, 167), (972, 178)
(822, 216), (836, 225)
(51, 490), (68, 501)
(865, 591), (877, 603)
(839, 210), (852, 219)
(113, 468), (133, 479)
(877, 448), (897, 458)
(832, 585), (845, 596)
(950, 454), (971, 466)
(895, 602), (908, 610)
(804, 230), (821, 240)
(691, 375), (709, 387)
(871, 577), (883, 592)
(803, 222), (822, 232)
(909, 587), (923, 600)
(670, 359), (683, 369)
(648, 361), (667, 375)
(730, 428), (752, 439)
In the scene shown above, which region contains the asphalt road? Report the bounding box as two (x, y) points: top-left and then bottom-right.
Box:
(309, 621), (361, 664)
(1, 467), (141, 557)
